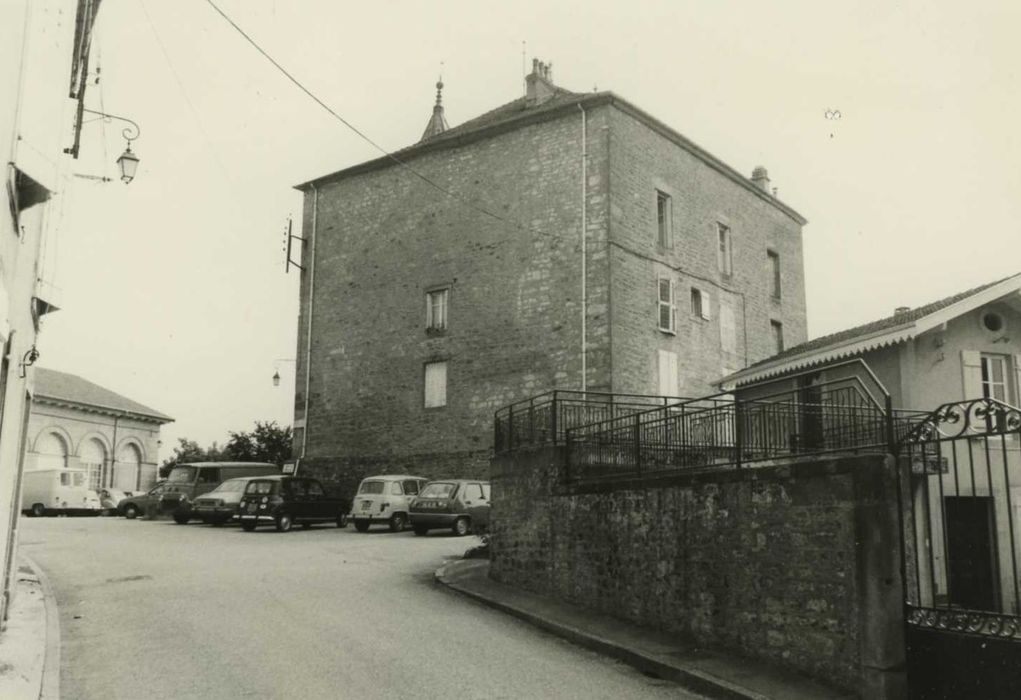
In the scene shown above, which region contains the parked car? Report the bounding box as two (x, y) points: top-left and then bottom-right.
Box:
(238, 476), (349, 532)
(99, 489), (131, 516)
(159, 462), (280, 524)
(118, 481), (168, 519)
(409, 479), (491, 536)
(191, 477), (265, 525)
(349, 474), (429, 532)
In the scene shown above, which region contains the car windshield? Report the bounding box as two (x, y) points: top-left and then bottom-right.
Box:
(167, 467), (196, 483)
(358, 480), (385, 495)
(211, 480), (245, 494)
(245, 481), (276, 495)
(420, 482), (457, 498)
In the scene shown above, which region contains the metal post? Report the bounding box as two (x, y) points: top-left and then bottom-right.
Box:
(734, 398), (743, 468)
(884, 395), (895, 453)
(551, 392), (559, 445)
(529, 397), (535, 445)
(633, 413), (642, 475)
(508, 405), (515, 448)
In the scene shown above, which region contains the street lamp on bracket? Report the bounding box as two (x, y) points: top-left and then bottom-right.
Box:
(272, 358), (296, 387)
(67, 108), (142, 184)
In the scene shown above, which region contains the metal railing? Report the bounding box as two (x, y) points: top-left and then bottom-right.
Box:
(898, 397), (1021, 639)
(562, 376), (902, 481)
(492, 390), (696, 454)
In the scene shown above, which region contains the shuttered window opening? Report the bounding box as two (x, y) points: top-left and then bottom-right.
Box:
(424, 361), (447, 408)
(658, 350), (678, 397)
(658, 278), (676, 334)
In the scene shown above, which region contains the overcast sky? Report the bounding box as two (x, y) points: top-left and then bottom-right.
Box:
(32, 0), (1021, 458)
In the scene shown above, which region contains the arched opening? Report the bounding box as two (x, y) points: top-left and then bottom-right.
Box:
(114, 443), (141, 491)
(35, 432), (68, 471)
(80, 438), (107, 492)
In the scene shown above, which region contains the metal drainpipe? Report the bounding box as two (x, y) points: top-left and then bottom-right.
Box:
(579, 104), (587, 392)
(300, 184), (319, 463)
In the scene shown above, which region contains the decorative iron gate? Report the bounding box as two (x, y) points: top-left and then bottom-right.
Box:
(897, 398), (1021, 698)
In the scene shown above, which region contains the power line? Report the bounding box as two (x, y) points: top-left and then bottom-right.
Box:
(202, 0), (536, 236)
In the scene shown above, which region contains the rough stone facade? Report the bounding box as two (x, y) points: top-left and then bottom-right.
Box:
(489, 449), (904, 695)
(292, 73), (807, 493)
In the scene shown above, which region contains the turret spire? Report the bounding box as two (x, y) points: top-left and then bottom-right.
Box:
(420, 74), (449, 141)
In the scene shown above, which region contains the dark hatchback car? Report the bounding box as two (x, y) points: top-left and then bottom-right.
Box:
(238, 476), (349, 533)
(118, 481), (168, 519)
(409, 479), (491, 536)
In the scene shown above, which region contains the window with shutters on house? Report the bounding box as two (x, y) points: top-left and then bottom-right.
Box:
(658, 278), (676, 334)
(424, 361), (447, 408)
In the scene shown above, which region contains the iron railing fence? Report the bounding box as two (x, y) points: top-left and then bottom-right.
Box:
(898, 398), (1021, 640)
(492, 390), (702, 454)
(562, 376), (901, 481)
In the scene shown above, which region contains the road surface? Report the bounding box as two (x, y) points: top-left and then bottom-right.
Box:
(20, 516), (697, 699)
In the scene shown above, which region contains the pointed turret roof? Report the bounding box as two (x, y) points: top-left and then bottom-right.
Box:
(420, 79), (449, 141)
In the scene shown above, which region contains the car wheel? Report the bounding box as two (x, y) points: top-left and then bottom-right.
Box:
(389, 512), (407, 533)
(241, 521), (257, 532)
(336, 513), (348, 528)
(31, 503), (46, 518)
(173, 513), (190, 525)
(275, 513), (293, 532)
(124, 504), (139, 520)
(354, 520), (370, 533)
(413, 525), (429, 536)
(452, 517), (470, 537)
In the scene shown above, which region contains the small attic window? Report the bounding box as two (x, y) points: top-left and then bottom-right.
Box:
(982, 311), (1005, 333)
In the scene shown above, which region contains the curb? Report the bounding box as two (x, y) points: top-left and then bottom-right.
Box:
(20, 554), (60, 700)
(435, 561), (767, 700)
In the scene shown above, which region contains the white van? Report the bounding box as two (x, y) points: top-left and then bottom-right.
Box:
(22, 468), (102, 516)
(349, 474), (430, 532)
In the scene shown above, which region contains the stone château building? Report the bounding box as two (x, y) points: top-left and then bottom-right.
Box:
(290, 60), (808, 492)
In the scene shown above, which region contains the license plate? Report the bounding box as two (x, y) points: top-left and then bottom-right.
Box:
(361, 501), (372, 510)
(247, 504), (257, 513)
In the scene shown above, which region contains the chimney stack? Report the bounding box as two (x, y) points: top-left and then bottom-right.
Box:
(751, 166), (771, 193)
(525, 58), (557, 106)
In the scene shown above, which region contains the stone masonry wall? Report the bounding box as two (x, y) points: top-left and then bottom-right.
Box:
(490, 450), (904, 695)
(605, 107), (808, 397)
(294, 105), (614, 490)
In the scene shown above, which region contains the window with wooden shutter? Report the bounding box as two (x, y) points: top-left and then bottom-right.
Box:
(658, 278), (675, 334)
(658, 350), (678, 397)
(424, 361), (447, 408)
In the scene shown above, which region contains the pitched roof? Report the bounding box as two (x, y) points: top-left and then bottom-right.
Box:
(724, 272), (1021, 387)
(33, 368), (173, 423)
(294, 84), (806, 225)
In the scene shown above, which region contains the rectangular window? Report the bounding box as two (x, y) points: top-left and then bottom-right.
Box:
(426, 289), (448, 330)
(690, 288), (703, 318)
(981, 354), (1010, 403)
(657, 278), (676, 333)
(771, 320), (784, 353)
(656, 191), (672, 247)
(658, 350), (678, 397)
(424, 361), (447, 408)
(720, 300), (737, 354)
(717, 223), (732, 276)
(767, 250), (781, 299)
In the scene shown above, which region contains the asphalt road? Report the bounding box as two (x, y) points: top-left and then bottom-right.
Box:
(20, 516), (697, 700)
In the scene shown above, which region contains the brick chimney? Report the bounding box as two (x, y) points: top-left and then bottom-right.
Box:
(751, 166), (771, 193)
(525, 59), (556, 106)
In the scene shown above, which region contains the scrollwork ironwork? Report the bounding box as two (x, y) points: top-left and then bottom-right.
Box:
(899, 397), (1021, 445)
(906, 605), (1021, 641)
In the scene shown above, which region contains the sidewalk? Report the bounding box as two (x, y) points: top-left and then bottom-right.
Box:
(436, 559), (852, 700)
(0, 556), (59, 700)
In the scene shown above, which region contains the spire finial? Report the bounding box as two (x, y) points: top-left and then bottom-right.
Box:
(420, 65), (449, 141)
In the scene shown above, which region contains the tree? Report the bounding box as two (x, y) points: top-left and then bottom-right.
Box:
(224, 421), (292, 466)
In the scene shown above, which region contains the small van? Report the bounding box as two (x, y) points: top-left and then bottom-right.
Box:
(350, 474), (430, 532)
(159, 462), (280, 524)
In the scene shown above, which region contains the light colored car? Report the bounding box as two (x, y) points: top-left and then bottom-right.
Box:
(350, 475), (429, 533)
(99, 489), (131, 516)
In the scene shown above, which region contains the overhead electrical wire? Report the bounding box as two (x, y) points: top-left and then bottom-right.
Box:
(202, 0), (536, 236)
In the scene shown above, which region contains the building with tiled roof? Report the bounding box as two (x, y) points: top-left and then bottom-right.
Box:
(722, 272), (1021, 412)
(289, 59), (809, 495)
(22, 368), (173, 511)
